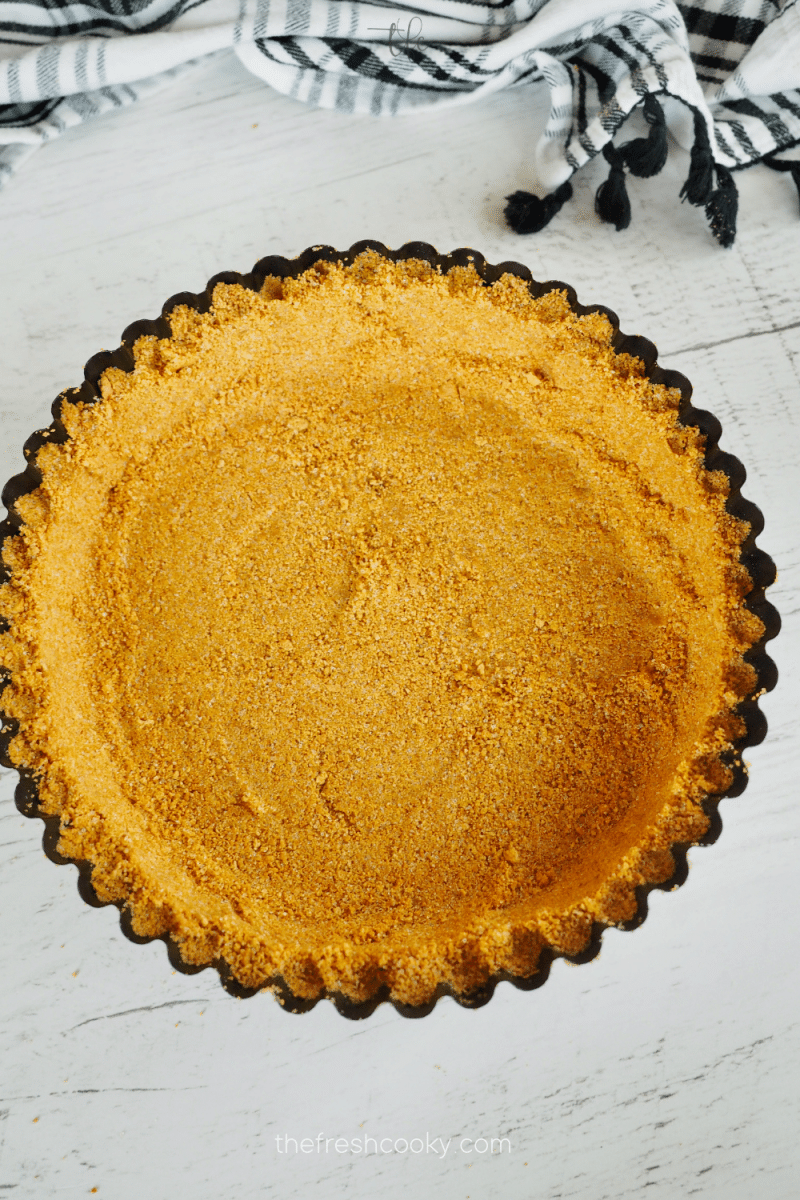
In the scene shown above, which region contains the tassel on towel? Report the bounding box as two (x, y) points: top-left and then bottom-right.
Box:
(705, 164), (738, 248)
(681, 108), (739, 247)
(595, 142), (631, 231)
(680, 109), (715, 207)
(504, 180), (573, 234)
(621, 92), (668, 178)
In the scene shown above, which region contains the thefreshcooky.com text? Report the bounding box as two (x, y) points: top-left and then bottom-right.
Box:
(275, 1133), (511, 1158)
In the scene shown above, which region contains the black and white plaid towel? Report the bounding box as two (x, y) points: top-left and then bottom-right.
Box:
(1, 0), (799, 245)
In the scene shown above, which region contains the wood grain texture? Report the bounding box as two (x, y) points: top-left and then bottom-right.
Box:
(0, 51), (798, 1200)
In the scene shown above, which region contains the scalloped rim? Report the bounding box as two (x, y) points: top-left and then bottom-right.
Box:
(0, 240), (781, 1020)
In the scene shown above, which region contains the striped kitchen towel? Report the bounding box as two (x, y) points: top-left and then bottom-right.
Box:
(1, 0), (799, 245)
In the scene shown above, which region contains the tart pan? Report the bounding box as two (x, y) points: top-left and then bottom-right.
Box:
(0, 240), (780, 1018)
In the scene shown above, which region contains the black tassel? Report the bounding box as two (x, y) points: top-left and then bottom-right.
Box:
(763, 154), (800, 215)
(705, 164), (738, 248)
(680, 109), (714, 206)
(621, 93), (668, 178)
(595, 143), (631, 231)
(504, 181), (573, 234)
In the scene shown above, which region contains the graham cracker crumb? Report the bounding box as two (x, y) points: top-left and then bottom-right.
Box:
(0, 253), (761, 1006)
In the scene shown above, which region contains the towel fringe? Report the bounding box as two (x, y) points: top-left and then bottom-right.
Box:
(705, 164), (738, 248)
(621, 92), (668, 178)
(504, 181), (573, 234)
(680, 109), (715, 207)
(595, 142), (631, 231)
(505, 96), (744, 247)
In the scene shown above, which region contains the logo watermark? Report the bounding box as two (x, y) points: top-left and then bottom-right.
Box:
(275, 1133), (511, 1158)
(367, 16), (427, 56)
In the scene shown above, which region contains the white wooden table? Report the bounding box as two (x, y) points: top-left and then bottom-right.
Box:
(1, 51), (798, 1200)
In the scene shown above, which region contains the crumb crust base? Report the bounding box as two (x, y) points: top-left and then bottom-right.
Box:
(0, 240), (780, 1019)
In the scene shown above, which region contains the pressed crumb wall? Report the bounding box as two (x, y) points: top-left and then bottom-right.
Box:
(0, 254), (760, 1004)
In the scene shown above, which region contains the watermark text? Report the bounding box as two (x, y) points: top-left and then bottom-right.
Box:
(275, 1133), (511, 1158)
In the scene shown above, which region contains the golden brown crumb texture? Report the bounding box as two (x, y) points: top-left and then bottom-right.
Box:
(0, 253), (762, 1006)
